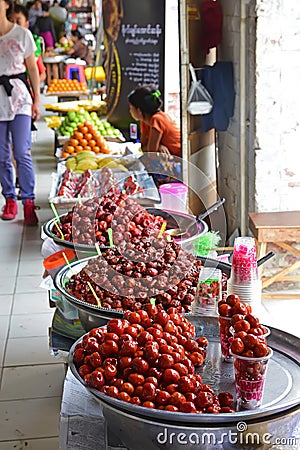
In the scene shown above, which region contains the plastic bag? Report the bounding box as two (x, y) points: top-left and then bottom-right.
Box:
(187, 63), (213, 115)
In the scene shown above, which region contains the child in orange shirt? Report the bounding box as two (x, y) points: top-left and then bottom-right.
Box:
(128, 85), (181, 157)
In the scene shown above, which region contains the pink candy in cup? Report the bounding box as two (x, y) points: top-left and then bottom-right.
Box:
(231, 237), (259, 284)
(232, 348), (273, 410)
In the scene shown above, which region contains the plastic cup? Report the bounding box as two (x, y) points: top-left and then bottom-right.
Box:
(232, 348), (273, 410)
(226, 279), (262, 316)
(231, 236), (258, 284)
(193, 268), (222, 316)
(159, 183), (188, 213)
(218, 315), (233, 362)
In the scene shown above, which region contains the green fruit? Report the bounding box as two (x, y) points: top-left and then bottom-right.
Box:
(68, 111), (76, 121)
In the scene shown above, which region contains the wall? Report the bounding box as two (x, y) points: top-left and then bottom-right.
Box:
(255, 0), (300, 211)
(217, 0), (244, 235)
(255, 0), (300, 287)
(219, 0), (300, 219)
(217, 0), (300, 287)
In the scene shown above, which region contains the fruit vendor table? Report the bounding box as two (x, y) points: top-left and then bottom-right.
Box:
(44, 98), (107, 114)
(249, 210), (300, 298)
(45, 91), (90, 104)
(43, 55), (68, 86)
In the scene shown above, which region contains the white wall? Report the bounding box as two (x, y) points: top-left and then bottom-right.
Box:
(255, 0), (300, 211)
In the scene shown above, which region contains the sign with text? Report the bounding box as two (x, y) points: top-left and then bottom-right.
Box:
(103, 0), (165, 132)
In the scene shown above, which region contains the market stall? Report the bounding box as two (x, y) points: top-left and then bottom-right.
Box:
(40, 68), (299, 450)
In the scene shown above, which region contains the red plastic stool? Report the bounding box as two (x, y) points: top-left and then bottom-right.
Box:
(65, 64), (87, 85)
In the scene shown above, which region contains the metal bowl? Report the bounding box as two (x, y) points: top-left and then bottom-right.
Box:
(68, 316), (300, 450)
(53, 256), (123, 329)
(43, 208), (208, 255)
(54, 256), (198, 331)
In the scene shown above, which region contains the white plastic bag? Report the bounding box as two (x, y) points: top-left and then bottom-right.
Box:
(187, 63), (213, 115)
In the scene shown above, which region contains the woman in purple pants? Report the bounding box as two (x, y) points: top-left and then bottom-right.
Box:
(0, 0), (40, 225)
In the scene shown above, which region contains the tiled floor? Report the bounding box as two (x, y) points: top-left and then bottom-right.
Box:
(0, 97), (299, 449)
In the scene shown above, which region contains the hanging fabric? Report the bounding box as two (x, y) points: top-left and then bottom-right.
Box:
(200, 0), (223, 55)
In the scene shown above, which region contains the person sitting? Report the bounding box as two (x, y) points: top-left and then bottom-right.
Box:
(128, 85), (181, 157)
(33, 2), (57, 50)
(65, 29), (93, 66)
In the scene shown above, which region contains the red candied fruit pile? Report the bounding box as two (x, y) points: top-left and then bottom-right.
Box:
(66, 252), (200, 313)
(53, 190), (165, 247)
(230, 312), (270, 359)
(73, 306), (235, 414)
(217, 294), (252, 318)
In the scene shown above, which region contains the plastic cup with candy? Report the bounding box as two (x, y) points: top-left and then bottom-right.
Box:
(217, 294), (252, 362)
(230, 331), (272, 409)
(231, 236), (258, 284)
(218, 315), (233, 361)
(232, 346), (273, 410)
(230, 312), (271, 343)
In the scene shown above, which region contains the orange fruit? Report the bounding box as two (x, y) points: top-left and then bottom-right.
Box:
(75, 145), (83, 153)
(80, 138), (88, 147)
(69, 138), (79, 147)
(85, 133), (93, 141)
(89, 139), (96, 148)
(101, 145), (111, 154)
(81, 126), (88, 134)
(61, 151), (69, 158)
(74, 131), (83, 140)
(65, 145), (75, 154)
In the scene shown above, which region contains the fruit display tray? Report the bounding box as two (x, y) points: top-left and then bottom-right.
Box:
(68, 316), (300, 424)
(45, 90), (90, 97)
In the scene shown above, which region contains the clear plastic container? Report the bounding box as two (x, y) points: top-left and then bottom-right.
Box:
(192, 267), (222, 316)
(159, 183), (188, 212)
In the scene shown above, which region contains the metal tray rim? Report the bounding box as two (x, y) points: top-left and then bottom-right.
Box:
(68, 323), (300, 424)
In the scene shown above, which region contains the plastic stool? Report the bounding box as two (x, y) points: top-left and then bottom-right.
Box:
(65, 64), (87, 84)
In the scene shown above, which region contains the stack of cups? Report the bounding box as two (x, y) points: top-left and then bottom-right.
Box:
(227, 237), (262, 313)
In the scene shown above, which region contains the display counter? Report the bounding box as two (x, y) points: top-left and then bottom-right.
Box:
(43, 54), (68, 86)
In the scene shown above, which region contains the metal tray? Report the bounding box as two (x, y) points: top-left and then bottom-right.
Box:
(54, 256), (123, 324)
(43, 208), (208, 253)
(43, 215), (111, 252)
(54, 256), (198, 328)
(68, 316), (300, 424)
